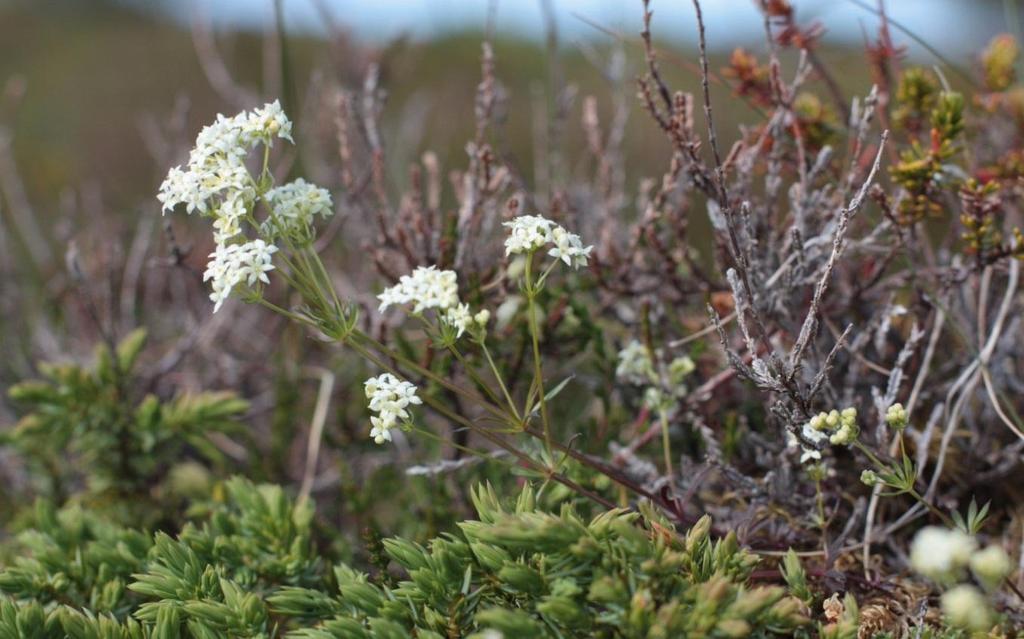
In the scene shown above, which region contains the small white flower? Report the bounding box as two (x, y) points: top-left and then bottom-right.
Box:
(203, 239), (278, 312)
(910, 526), (977, 583)
(369, 416), (393, 444)
(378, 265), (460, 314)
(547, 225), (592, 269)
(158, 166), (202, 214)
(364, 373), (422, 445)
(247, 99), (293, 143)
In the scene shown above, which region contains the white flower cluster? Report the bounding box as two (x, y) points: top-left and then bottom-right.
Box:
(158, 102), (338, 314)
(378, 266), (490, 340)
(262, 178), (334, 238)
(158, 101), (293, 241)
(378, 266), (460, 314)
(364, 373), (422, 444)
(503, 215), (592, 269)
(203, 240), (278, 312)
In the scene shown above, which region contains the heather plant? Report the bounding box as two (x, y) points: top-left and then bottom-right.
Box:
(2, 0), (1024, 636)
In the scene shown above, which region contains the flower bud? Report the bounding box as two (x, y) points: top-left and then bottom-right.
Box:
(970, 545), (1011, 590)
(885, 403), (908, 431)
(941, 585), (992, 631)
(860, 469), (880, 486)
(910, 527), (976, 583)
(829, 422), (859, 446)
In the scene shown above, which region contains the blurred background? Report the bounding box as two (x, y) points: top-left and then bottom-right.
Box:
(0, 0), (1013, 217)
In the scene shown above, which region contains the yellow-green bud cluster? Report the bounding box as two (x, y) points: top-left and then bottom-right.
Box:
(885, 403), (908, 431)
(859, 469), (880, 487)
(809, 407), (859, 446)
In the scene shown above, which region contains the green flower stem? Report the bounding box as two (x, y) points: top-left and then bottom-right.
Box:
(658, 411), (674, 479)
(348, 319), (615, 508)
(410, 315), (508, 415)
(479, 340), (521, 423)
(853, 440), (953, 527)
(534, 257), (560, 290)
(253, 297), (319, 328)
(446, 342), (507, 415)
(523, 251), (553, 459)
(409, 426), (517, 471)
(852, 440), (887, 471)
(907, 488), (956, 528)
(305, 247), (344, 313)
(814, 478), (828, 554)
(393, 363), (612, 508)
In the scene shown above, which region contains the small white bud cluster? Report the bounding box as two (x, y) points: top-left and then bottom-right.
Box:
(859, 469), (880, 486)
(970, 544), (1012, 590)
(615, 340), (658, 386)
(364, 373), (422, 444)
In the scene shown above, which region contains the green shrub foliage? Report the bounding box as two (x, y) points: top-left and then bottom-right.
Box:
(0, 478), (808, 638)
(2, 329), (248, 526)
